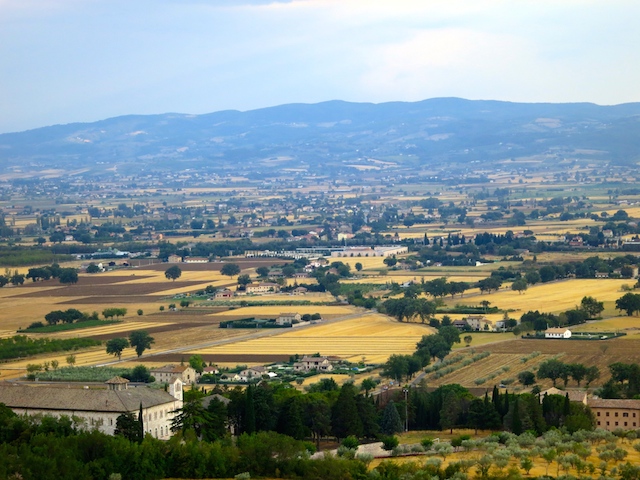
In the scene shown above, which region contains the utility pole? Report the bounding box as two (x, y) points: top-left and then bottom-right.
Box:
(403, 387), (409, 432)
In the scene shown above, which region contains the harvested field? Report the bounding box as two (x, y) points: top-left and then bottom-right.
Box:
(298, 373), (354, 387)
(86, 323), (214, 341)
(211, 305), (354, 317)
(146, 353), (290, 364)
(192, 313), (434, 364)
(451, 332), (513, 349)
(209, 292), (334, 303)
(130, 258), (289, 272)
(57, 295), (166, 304)
(457, 278), (632, 314)
(448, 337), (640, 389)
(20, 275), (152, 287)
(14, 281), (205, 297)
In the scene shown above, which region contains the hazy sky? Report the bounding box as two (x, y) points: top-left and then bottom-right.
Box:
(1, 0), (639, 133)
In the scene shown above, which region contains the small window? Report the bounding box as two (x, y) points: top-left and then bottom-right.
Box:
(624, 412), (629, 417)
(597, 412), (601, 416)
(615, 412), (619, 417)
(607, 421), (610, 426)
(625, 422), (628, 427)
(615, 422), (619, 426)
(634, 412), (637, 418)
(598, 421), (601, 426)
(606, 412), (610, 417)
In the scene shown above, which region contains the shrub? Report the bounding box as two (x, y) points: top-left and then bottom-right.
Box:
(381, 435), (399, 451)
(341, 435), (359, 450)
(421, 437), (434, 449)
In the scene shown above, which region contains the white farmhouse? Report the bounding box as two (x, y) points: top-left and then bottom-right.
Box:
(545, 327), (572, 339)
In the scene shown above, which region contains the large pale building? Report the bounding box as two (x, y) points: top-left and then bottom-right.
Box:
(0, 377), (183, 439)
(589, 398), (640, 431)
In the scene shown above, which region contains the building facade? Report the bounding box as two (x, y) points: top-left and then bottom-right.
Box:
(589, 399), (640, 431)
(0, 377), (183, 439)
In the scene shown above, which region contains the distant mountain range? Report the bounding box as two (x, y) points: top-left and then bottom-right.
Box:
(1, 98), (639, 176)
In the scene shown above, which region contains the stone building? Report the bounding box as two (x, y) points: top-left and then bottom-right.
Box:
(0, 377), (183, 439)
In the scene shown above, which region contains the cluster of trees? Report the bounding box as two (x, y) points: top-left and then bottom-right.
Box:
(516, 297), (605, 333)
(33, 308), (98, 327)
(174, 381), (384, 448)
(382, 297), (436, 324)
(24, 263), (78, 284)
(616, 293), (640, 316)
(410, 384), (593, 435)
(599, 362), (640, 399)
(0, 336), (100, 361)
(0, 407), (371, 480)
(106, 331), (155, 359)
(534, 359), (600, 388)
(381, 328), (461, 382)
(102, 308), (127, 319)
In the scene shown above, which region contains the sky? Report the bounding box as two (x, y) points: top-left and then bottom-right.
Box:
(1, 0), (639, 133)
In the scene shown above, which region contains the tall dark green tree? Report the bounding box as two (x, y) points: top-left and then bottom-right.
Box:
(380, 400), (403, 435)
(332, 383), (363, 439)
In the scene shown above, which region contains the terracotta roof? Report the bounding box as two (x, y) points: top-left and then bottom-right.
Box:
(105, 376), (130, 385)
(0, 383), (178, 413)
(588, 398), (640, 409)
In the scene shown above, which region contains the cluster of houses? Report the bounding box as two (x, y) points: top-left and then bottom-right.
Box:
(451, 316), (576, 339)
(451, 315), (509, 332)
(231, 356), (335, 382)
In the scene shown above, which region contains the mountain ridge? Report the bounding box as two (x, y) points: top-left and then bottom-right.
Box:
(1, 97), (639, 176)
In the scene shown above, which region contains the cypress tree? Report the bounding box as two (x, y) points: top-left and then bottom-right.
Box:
(381, 400), (403, 435)
(244, 384), (256, 434)
(511, 397), (523, 435)
(332, 383), (363, 439)
(138, 402), (144, 440)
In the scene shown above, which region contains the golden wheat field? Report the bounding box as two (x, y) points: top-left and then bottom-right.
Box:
(192, 313), (434, 363)
(464, 279), (632, 314)
(211, 305), (354, 317)
(333, 256), (389, 270)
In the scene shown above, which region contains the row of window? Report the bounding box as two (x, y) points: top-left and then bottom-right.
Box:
(146, 426), (170, 438)
(143, 409), (169, 422)
(597, 421), (637, 427)
(596, 411), (637, 418)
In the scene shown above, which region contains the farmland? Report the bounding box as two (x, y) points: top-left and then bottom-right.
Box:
(1, 160), (640, 396)
(191, 313), (434, 364)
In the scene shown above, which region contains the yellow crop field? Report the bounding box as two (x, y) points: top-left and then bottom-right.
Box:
(332, 256), (389, 270)
(450, 332), (513, 349)
(193, 313), (433, 363)
(212, 305), (354, 317)
(53, 321), (175, 339)
(218, 292), (333, 303)
(572, 316), (640, 333)
(468, 279), (632, 314)
(344, 273), (486, 285)
(298, 373), (354, 387)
